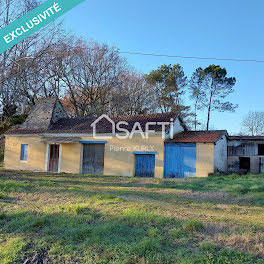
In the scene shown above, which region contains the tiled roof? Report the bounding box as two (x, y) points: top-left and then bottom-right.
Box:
(165, 130), (227, 143)
(50, 112), (179, 134)
(7, 112), (182, 135)
(7, 126), (46, 135)
(41, 137), (81, 144)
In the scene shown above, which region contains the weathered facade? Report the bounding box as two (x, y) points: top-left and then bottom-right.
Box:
(164, 130), (228, 177)
(4, 98), (230, 178)
(228, 136), (264, 174)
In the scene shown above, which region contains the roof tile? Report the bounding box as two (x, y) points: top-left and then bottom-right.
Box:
(165, 130), (227, 143)
(50, 112), (178, 134)
(7, 112), (181, 135)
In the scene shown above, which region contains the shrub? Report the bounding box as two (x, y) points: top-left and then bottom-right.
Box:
(0, 115), (27, 134)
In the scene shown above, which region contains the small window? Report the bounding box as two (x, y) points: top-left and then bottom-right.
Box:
(258, 144), (264, 155)
(20, 144), (28, 161)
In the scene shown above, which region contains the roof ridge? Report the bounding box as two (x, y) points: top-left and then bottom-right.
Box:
(7, 111), (183, 135)
(109, 111), (178, 119)
(57, 112), (178, 121)
(188, 130), (227, 132)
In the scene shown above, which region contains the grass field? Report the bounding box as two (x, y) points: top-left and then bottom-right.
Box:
(0, 170), (264, 263)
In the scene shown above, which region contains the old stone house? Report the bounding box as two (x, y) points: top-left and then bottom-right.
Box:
(4, 97), (263, 177)
(4, 97), (231, 178)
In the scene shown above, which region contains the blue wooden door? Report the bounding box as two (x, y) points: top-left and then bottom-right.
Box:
(164, 143), (196, 178)
(135, 154), (155, 178)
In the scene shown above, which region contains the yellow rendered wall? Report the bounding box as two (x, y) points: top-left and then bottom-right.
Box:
(66, 135), (164, 178)
(4, 135), (217, 178)
(60, 143), (82, 174)
(103, 134), (164, 178)
(4, 136), (47, 171)
(4, 134), (165, 178)
(196, 143), (214, 177)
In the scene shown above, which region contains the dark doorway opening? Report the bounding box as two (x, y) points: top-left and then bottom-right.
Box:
(48, 144), (60, 172)
(258, 144), (264, 155)
(239, 157), (250, 171)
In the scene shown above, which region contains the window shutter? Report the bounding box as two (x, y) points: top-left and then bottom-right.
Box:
(20, 144), (28, 161)
(24, 145), (28, 160)
(20, 145), (24, 160)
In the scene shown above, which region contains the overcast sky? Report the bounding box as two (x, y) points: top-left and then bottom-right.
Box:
(63, 0), (264, 134)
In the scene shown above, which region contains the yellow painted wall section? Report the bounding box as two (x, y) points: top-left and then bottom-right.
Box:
(5, 134), (165, 178)
(60, 143), (82, 174)
(103, 134), (164, 178)
(196, 143), (214, 177)
(4, 136), (47, 171)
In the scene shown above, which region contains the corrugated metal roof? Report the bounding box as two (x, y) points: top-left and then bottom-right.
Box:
(229, 136), (264, 141)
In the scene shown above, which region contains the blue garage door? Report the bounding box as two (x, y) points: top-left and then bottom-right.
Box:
(135, 154), (155, 178)
(164, 143), (196, 178)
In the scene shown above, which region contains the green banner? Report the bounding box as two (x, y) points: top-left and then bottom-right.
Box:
(0, 0), (85, 54)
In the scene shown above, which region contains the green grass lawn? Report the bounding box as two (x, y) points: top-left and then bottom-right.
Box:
(0, 171), (264, 263)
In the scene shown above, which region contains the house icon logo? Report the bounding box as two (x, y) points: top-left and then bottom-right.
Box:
(91, 114), (175, 140)
(91, 114), (115, 139)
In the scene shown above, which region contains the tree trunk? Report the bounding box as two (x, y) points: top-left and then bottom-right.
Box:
(206, 108), (210, 131)
(206, 93), (213, 131)
(194, 98), (198, 130)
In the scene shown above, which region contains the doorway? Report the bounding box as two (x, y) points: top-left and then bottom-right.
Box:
(134, 154), (155, 178)
(82, 144), (105, 174)
(164, 143), (196, 178)
(48, 144), (60, 172)
(239, 157), (250, 171)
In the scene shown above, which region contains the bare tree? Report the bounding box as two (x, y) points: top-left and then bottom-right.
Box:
(242, 111), (264, 136)
(59, 40), (128, 117)
(0, 0), (63, 117)
(110, 72), (156, 116)
(0, 0), (39, 115)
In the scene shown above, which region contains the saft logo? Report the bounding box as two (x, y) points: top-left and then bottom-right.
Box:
(91, 114), (174, 140)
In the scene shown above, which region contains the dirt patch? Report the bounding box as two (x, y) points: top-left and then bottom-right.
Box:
(152, 188), (255, 204)
(214, 232), (264, 257)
